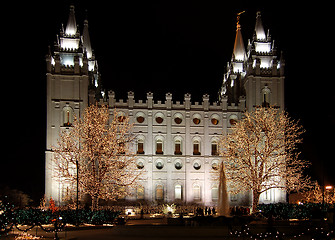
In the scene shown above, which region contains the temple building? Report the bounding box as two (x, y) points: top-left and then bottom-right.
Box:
(45, 6), (285, 206)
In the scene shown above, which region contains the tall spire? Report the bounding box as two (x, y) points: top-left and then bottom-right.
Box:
(65, 5), (77, 36)
(233, 11), (246, 61)
(82, 19), (93, 59)
(254, 11), (266, 41)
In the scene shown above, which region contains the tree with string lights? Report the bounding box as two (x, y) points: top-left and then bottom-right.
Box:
(304, 181), (335, 204)
(52, 104), (139, 210)
(219, 107), (311, 213)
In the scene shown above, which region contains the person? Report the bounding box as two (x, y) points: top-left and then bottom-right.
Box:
(205, 207), (208, 215)
(212, 207), (216, 215)
(208, 207), (212, 215)
(140, 208), (144, 219)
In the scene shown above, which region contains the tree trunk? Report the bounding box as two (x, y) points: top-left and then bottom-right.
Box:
(252, 190), (260, 214)
(91, 195), (99, 211)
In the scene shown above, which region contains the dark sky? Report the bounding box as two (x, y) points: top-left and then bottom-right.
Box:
(2, 1), (334, 203)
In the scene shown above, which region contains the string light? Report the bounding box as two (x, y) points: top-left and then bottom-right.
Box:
(219, 107), (311, 212)
(52, 104), (140, 209)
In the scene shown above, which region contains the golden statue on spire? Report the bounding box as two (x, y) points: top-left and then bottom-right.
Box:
(237, 11), (245, 25)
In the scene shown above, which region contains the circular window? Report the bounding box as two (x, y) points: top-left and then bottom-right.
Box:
(229, 119), (237, 125)
(175, 161), (182, 170)
(118, 115), (126, 122)
(193, 162), (201, 170)
(212, 161), (219, 170)
(229, 115), (238, 126)
(137, 161), (144, 169)
(137, 116), (145, 123)
(156, 160), (164, 170)
(193, 118), (201, 125)
(156, 117), (163, 124)
(211, 118), (219, 125)
(174, 117), (182, 124)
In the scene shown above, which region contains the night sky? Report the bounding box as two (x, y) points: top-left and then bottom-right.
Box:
(2, 1), (334, 203)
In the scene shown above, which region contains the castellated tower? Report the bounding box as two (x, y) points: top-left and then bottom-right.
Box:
(45, 5), (101, 205)
(244, 11), (285, 111)
(45, 7), (286, 206)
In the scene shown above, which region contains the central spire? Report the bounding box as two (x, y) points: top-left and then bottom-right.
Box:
(233, 11), (246, 61)
(65, 5), (77, 35)
(254, 11), (266, 40)
(83, 19), (93, 59)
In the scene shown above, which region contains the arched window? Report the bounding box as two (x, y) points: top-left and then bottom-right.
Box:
(175, 184), (182, 200)
(261, 86), (271, 108)
(193, 184), (201, 201)
(156, 139), (163, 155)
(211, 141), (218, 156)
(63, 106), (74, 127)
(193, 140), (200, 155)
(156, 185), (164, 200)
(174, 139), (182, 155)
(137, 186), (145, 200)
(211, 185), (218, 202)
(137, 139), (144, 154)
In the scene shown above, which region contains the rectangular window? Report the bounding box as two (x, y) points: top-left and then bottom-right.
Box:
(211, 187), (218, 201)
(211, 143), (218, 156)
(137, 187), (144, 200)
(137, 142), (144, 154)
(174, 142), (182, 155)
(175, 185), (182, 200)
(156, 186), (164, 200)
(193, 186), (201, 201)
(193, 143), (200, 155)
(156, 142), (163, 154)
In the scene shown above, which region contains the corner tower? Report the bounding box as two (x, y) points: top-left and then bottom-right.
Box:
(219, 11), (247, 106)
(45, 5), (100, 205)
(244, 11), (285, 111)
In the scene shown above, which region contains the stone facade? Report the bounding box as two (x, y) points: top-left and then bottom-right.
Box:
(45, 6), (286, 206)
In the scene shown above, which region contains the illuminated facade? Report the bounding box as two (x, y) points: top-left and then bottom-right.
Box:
(45, 7), (286, 206)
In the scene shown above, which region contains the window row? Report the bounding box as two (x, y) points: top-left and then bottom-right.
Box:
(137, 138), (219, 156)
(61, 107), (238, 128)
(132, 184), (238, 202)
(134, 112), (221, 125)
(136, 159), (220, 171)
(135, 184), (219, 202)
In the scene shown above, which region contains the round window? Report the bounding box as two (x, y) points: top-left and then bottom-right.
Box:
(174, 117), (182, 124)
(193, 118), (201, 125)
(137, 161), (144, 169)
(229, 119), (237, 125)
(118, 116), (126, 122)
(211, 118), (219, 125)
(156, 161), (164, 170)
(212, 162), (219, 170)
(137, 116), (145, 123)
(229, 115), (238, 126)
(193, 162), (201, 170)
(156, 117), (163, 124)
(175, 161), (182, 170)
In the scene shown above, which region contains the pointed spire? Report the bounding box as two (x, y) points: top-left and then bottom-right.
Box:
(255, 11), (266, 41)
(65, 5), (77, 36)
(233, 12), (246, 61)
(82, 19), (93, 59)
